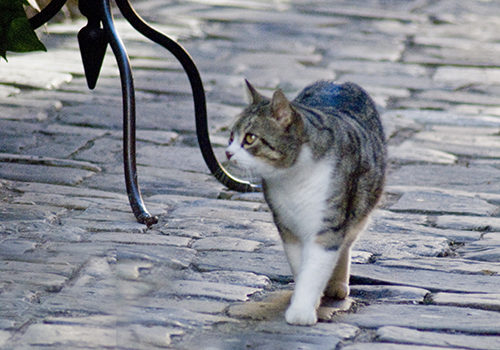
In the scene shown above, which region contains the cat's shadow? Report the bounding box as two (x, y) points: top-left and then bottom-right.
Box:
(228, 290), (354, 323)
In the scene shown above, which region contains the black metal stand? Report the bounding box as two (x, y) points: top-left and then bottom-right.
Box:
(29, 0), (258, 227)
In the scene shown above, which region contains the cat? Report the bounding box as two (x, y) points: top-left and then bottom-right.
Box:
(225, 80), (386, 325)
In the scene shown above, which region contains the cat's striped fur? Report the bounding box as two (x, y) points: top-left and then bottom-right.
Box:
(226, 80), (386, 325)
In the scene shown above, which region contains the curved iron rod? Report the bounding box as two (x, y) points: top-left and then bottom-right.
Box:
(114, 0), (259, 193)
(101, 0), (158, 226)
(28, 0), (67, 29)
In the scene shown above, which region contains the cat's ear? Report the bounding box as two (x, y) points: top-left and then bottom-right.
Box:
(271, 89), (294, 127)
(244, 79), (264, 104)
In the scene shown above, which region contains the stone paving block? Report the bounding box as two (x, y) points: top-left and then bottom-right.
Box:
(413, 125), (500, 159)
(404, 45), (500, 67)
(237, 67), (337, 101)
(148, 297), (228, 315)
(309, 3), (426, 21)
(337, 303), (500, 334)
(253, 319), (359, 340)
(133, 70), (193, 96)
(118, 304), (239, 330)
(61, 218), (147, 234)
(136, 145), (211, 173)
(0, 163), (97, 186)
(433, 215), (500, 232)
(196, 7), (345, 27)
(342, 73), (438, 92)
(0, 135), (37, 154)
(181, 329), (343, 350)
(41, 123), (111, 138)
(0, 85), (20, 98)
(136, 129), (179, 145)
(72, 136), (122, 164)
(342, 343), (456, 350)
(194, 250), (291, 282)
(429, 292), (500, 311)
(117, 324), (185, 349)
(0, 239), (37, 260)
(388, 141), (457, 165)
(383, 109), (500, 128)
(115, 259), (154, 281)
(181, 316), (359, 349)
(0, 270), (66, 292)
(0, 203), (64, 222)
(162, 217), (281, 246)
(0, 153), (100, 172)
(72, 206), (141, 222)
(389, 190), (498, 216)
(377, 258), (500, 276)
(351, 264), (500, 293)
(43, 314), (117, 327)
(350, 285), (429, 303)
(21, 134), (93, 159)
(434, 66), (500, 85)
(356, 226), (450, 259)
(168, 280), (261, 301)
(376, 326), (500, 350)
(19, 323), (116, 348)
(328, 59), (428, 77)
(457, 234), (500, 263)
(13, 192), (95, 211)
(167, 199), (271, 222)
(191, 236), (262, 252)
(460, 246), (500, 262)
(116, 245), (196, 270)
(389, 164), (500, 194)
(0, 61), (72, 90)
(92, 232), (190, 247)
(0, 330), (10, 347)
(0, 106), (48, 122)
(83, 168), (224, 199)
(186, 270), (271, 289)
(327, 38), (404, 62)
(0, 318), (19, 331)
(11, 181), (127, 200)
(0, 260), (75, 278)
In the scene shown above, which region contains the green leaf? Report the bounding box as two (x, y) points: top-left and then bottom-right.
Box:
(0, 0), (46, 61)
(6, 17), (46, 53)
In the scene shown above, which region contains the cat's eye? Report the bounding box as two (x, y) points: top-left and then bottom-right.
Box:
(244, 133), (257, 146)
(228, 132), (234, 145)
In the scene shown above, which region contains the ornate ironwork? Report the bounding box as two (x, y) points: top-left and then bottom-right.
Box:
(29, 0), (258, 226)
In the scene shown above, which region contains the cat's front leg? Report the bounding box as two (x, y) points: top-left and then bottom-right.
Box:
(285, 241), (339, 326)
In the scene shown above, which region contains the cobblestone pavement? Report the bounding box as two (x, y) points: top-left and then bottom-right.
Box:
(1, 0), (500, 349)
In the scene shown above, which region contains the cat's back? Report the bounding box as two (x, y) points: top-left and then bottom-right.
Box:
(293, 81), (383, 137)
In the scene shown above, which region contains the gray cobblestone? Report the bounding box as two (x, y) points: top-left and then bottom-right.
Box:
(1, 0), (500, 348)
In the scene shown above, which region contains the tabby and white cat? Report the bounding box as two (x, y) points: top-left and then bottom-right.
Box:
(226, 80), (386, 325)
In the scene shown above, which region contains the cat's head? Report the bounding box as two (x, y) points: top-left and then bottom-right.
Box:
(226, 80), (304, 178)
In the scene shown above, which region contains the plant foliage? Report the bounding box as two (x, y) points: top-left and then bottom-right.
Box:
(0, 0), (46, 61)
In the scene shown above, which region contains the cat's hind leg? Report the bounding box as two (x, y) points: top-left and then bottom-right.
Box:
(325, 217), (369, 299)
(325, 242), (351, 299)
(285, 241), (338, 325)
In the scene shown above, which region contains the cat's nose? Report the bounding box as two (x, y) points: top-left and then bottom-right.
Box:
(225, 150), (233, 160)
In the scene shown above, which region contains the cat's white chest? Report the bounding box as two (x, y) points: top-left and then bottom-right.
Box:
(265, 147), (333, 240)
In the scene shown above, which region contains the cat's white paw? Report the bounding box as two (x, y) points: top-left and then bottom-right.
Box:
(285, 303), (318, 326)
